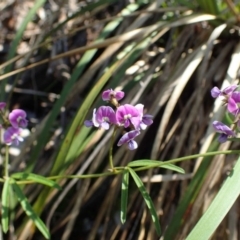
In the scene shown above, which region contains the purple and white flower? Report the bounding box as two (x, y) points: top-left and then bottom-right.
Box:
(212, 121), (235, 143)
(211, 85), (238, 98)
(117, 130), (140, 150)
(95, 106), (116, 129)
(135, 104), (153, 130)
(0, 102), (6, 110)
(84, 106), (116, 130)
(102, 89), (125, 102)
(84, 108), (99, 128)
(227, 91), (240, 115)
(3, 127), (23, 145)
(116, 104), (141, 129)
(9, 109), (28, 129)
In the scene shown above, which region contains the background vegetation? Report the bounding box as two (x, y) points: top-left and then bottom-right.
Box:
(1, 0), (240, 239)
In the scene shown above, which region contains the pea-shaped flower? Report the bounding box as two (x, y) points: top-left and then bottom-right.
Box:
(9, 109), (28, 128)
(84, 106), (116, 130)
(212, 121), (236, 143)
(211, 85), (238, 98)
(3, 127), (23, 145)
(117, 130), (140, 150)
(0, 102), (6, 110)
(102, 89), (125, 101)
(135, 104), (153, 130)
(116, 104), (141, 129)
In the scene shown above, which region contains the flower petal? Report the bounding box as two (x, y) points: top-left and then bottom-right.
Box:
(117, 130), (140, 146)
(223, 85), (238, 95)
(227, 97), (239, 115)
(211, 87), (221, 98)
(84, 120), (93, 127)
(212, 121), (235, 136)
(128, 140), (138, 150)
(0, 102), (6, 110)
(102, 89), (125, 101)
(218, 133), (228, 143)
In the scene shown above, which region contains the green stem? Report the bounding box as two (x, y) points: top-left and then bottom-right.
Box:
(16, 171), (122, 185)
(109, 127), (117, 171)
(8, 149), (240, 185)
(133, 149), (240, 172)
(4, 145), (9, 178)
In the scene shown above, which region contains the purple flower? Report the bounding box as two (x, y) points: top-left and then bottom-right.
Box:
(135, 104), (153, 130)
(227, 91), (240, 115)
(84, 106), (116, 130)
(3, 127), (23, 145)
(211, 85), (238, 98)
(117, 130), (140, 150)
(0, 102), (6, 110)
(116, 104), (141, 129)
(9, 109), (28, 128)
(212, 121), (235, 143)
(84, 109), (99, 128)
(95, 106), (116, 129)
(227, 96), (239, 115)
(102, 89), (125, 101)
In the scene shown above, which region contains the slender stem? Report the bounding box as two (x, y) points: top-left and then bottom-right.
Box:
(109, 126), (117, 171)
(16, 171), (122, 185)
(4, 145), (9, 178)
(8, 149), (240, 185)
(133, 149), (240, 172)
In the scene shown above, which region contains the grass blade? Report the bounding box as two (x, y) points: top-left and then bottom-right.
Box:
(2, 178), (10, 233)
(164, 142), (219, 240)
(121, 169), (129, 224)
(186, 155), (240, 240)
(128, 167), (161, 236)
(12, 180), (50, 239)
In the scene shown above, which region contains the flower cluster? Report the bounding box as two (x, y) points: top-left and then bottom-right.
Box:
(0, 103), (28, 145)
(84, 89), (153, 150)
(211, 85), (240, 142)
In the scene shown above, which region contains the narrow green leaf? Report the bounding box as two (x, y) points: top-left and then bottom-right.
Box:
(186, 155), (240, 240)
(2, 178), (10, 233)
(121, 169), (129, 223)
(128, 160), (185, 173)
(160, 163), (185, 174)
(12, 180), (50, 239)
(164, 141), (219, 240)
(128, 160), (161, 167)
(128, 168), (161, 236)
(11, 172), (61, 190)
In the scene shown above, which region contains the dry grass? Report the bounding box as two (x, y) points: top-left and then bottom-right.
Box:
(0, 0), (240, 239)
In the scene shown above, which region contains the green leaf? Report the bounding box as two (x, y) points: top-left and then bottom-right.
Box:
(121, 169), (129, 224)
(12, 180), (50, 239)
(160, 163), (185, 174)
(128, 160), (185, 173)
(186, 155), (240, 240)
(2, 178), (10, 233)
(128, 160), (161, 167)
(128, 167), (161, 236)
(11, 172), (61, 190)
